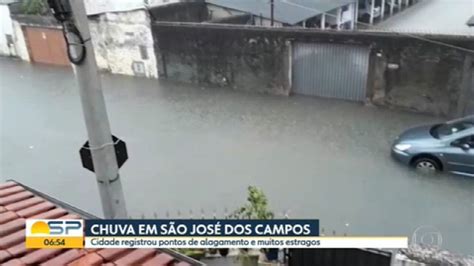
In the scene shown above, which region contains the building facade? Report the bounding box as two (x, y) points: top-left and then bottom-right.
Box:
(0, 0), (17, 56)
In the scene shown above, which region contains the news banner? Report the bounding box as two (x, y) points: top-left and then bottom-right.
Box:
(25, 219), (408, 249)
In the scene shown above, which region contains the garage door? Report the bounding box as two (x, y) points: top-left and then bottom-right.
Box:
(24, 27), (69, 66)
(292, 43), (370, 102)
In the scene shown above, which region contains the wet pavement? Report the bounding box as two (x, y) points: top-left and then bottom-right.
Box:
(1, 58), (473, 255)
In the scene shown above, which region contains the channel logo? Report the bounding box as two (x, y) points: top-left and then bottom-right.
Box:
(25, 219), (84, 248)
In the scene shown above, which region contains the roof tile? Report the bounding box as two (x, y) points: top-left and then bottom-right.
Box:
(30, 207), (68, 219)
(142, 253), (175, 266)
(40, 249), (87, 266)
(68, 252), (104, 266)
(0, 191), (34, 206)
(4, 197), (45, 212)
(0, 250), (13, 263)
(97, 248), (130, 261)
(19, 249), (63, 265)
(0, 181), (17, 190)
(175, 262), (192, 266)
(6, 242), (31, 257)
(2, 258), (26, 266)
(16, 201), (55, 218)
(0, 211), (19, 224)
(0, 229), (25, 250)
(0, 218), (25, 237)
(0, 181), (196, 266)
(0, 186), (25, 198)
(113, 249), (156, 265)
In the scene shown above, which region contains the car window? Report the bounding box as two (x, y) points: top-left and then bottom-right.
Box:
(433, 121), (474, 138)
(452, 135), (474, 147)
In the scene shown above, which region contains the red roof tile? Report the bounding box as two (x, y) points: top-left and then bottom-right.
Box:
(96, 248), (131, 261)
(68, 252), (104, 266)
(142, 253), (175, 266)
(0, 211), (19, 224)
(16, 201), (55, 218)
(0, 191), (34, 206)
(6, 242), (31, 257)
(0, 186), (25, 198)
(20, 248), (63, 265)
(0, 181), (199, 266)
(113, 249), (157, 265)
(0, 250), (13, 263)
(0, 229), (25, 249)
(0, 181), (17, 190)
(0, 218), (25, 237)
(2, 258), (26, 266)
(40, 249), (87, 266)
(5, 197), (45, 212)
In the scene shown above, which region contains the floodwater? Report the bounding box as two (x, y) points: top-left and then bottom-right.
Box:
(0, 58), (473, 255)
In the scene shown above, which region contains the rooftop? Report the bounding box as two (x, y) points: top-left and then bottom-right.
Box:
(0, 181), (198, 266)
(206, 0), (355, 25)
(467, 15), (474, 27)
(85, 0), (145, 16)
(0, 0), (19, 5)
(374, 0), (474, 36)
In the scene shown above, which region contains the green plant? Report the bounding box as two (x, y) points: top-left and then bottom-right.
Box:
(20, 0), (48, 15)
(175, 248), (206, 260)
(229, 186), (274, 265)
(228, 186), (274, 220)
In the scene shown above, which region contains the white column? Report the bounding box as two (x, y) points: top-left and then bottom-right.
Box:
(390, 0), (394, 15)
(303, 20), (306, 28)
(369, 0), (375, 24)
(337, 7), (342, 29)
(351, 3), (357, 30)
(321, 13), (326, 29)
(381, 0), (385, 19)
(354, 2), (359, 29)
(398, 0), (402, 11)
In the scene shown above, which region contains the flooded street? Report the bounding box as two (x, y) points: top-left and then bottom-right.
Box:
(1, 58), (473, 255)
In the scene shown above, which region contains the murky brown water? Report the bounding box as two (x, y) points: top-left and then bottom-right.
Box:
(1, 58), (473, 255)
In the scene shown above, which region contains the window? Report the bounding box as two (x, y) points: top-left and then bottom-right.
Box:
(430, 120), (474, 138)
(451, 135), (474, 148)
(139, 45), (149, 60)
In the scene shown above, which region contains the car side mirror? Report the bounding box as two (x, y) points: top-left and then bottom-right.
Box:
(461, 143), (470, 151)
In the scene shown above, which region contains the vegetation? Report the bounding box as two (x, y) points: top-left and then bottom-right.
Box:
(228, 186), (274, 220)
(20, 0), (48, 15)
(229, 186), (275, 265)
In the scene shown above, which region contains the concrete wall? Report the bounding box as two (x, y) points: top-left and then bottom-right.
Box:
(152, 22), (474, 116)
(149, 2), (207, 22)
(10, 19), (29, 61)
(207, 4), (284, 27)
(89, 10), (158, 78)
(0, 4), (14, 56)
(153, 23), (291, 95)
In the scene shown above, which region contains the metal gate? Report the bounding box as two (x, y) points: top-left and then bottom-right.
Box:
(24, 27), (69, 66)
(292, 43), (370, 102)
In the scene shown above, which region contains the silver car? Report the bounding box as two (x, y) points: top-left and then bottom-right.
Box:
(391, 115), (474, 177)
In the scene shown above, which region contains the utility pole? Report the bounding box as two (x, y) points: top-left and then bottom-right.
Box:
(270, 0), (274, 26)
(65, 0), (127, 218)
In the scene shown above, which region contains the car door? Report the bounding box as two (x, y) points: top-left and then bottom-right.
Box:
(442, 135), (474, 176)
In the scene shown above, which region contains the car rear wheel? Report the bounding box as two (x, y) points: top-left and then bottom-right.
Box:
(413, 158), (440, 173)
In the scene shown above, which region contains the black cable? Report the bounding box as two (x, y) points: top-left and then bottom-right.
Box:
(62, 21), (87, 65)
